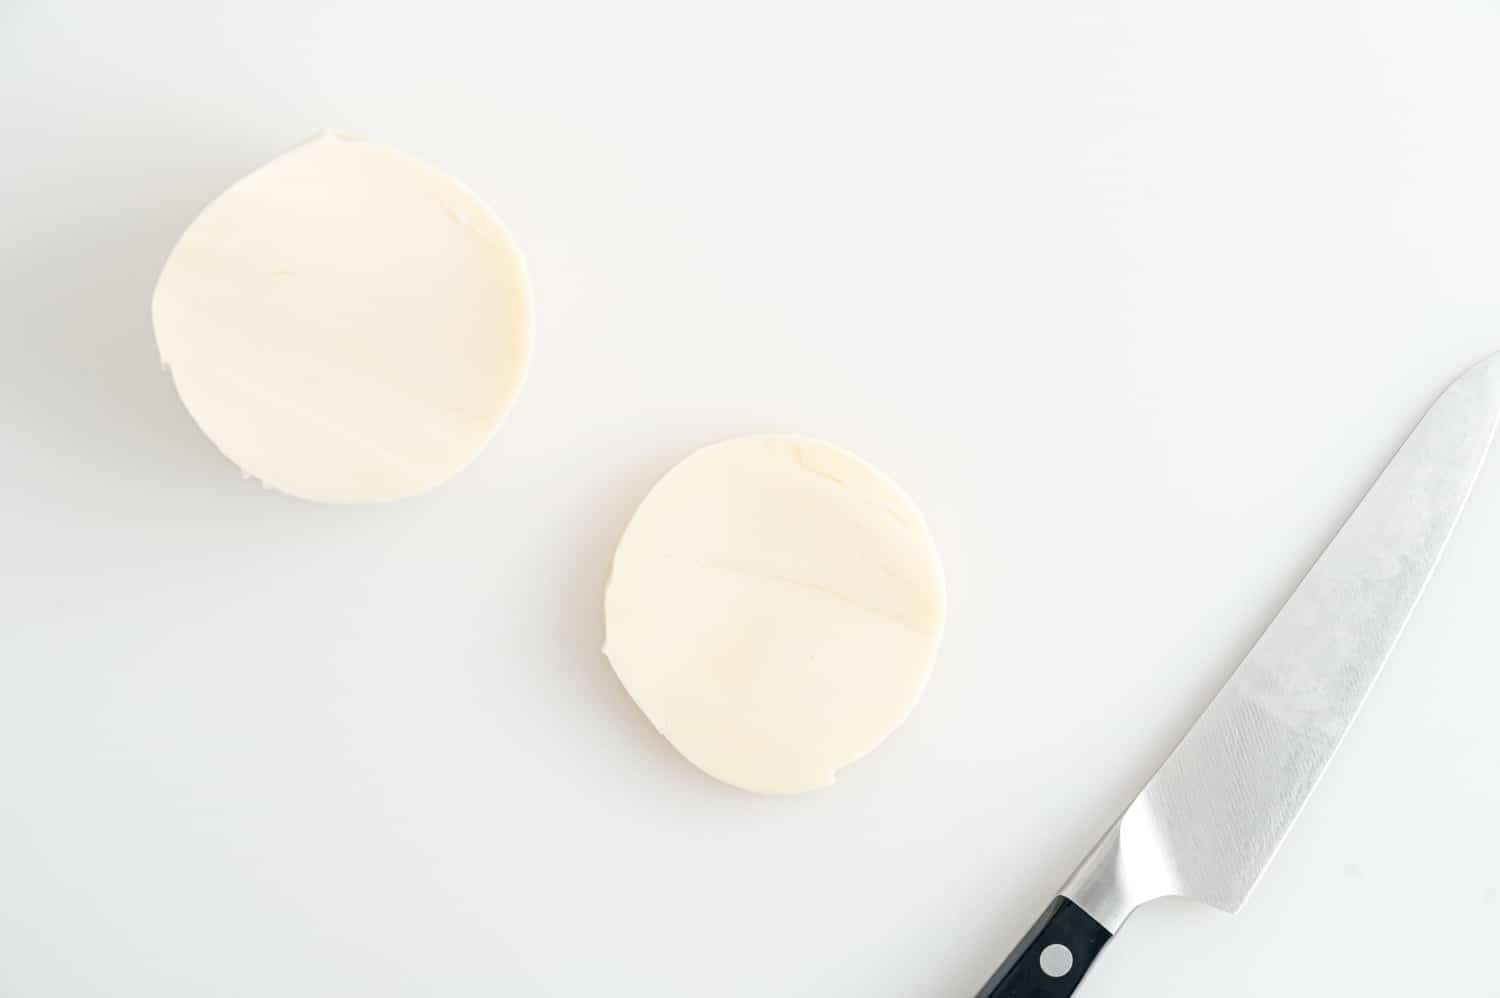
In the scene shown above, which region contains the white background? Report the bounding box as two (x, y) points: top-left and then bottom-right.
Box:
(2, 2), (1499, 995)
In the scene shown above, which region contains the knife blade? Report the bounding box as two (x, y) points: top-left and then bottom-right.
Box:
(974, 351), (1500, 998)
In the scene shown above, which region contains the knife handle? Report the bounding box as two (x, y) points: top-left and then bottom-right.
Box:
(972, 896), (1112, 998)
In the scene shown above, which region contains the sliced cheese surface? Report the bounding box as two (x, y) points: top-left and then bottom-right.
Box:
(604, 436), (945, 794)
(152, 132), (532, 503)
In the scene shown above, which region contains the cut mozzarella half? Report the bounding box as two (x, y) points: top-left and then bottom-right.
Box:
(152, 132), (532, 503)
(604, 436), (946, 794)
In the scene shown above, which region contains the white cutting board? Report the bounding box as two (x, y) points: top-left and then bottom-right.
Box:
(2, 2), (1498, 995)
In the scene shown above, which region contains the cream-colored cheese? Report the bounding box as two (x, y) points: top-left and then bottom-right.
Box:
(152, 133), (532, 503)
(604, 436), (945, 794)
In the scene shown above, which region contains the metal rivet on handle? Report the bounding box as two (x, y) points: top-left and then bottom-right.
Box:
(1039, 943), (1074, 978)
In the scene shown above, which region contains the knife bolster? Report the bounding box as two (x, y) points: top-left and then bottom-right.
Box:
(1060, 810), (1178, 933)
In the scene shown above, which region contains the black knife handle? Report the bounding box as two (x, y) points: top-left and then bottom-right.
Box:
(972, 896), (1112, 998)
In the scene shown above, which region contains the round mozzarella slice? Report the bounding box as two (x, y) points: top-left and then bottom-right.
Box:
(153, 132), (532, 503)
(604, 436), (945, 794)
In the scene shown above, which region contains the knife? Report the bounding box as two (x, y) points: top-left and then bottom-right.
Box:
(974, 351), (1500, 997)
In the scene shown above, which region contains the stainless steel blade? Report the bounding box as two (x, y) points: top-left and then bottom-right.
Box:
(1062, 351), (1500, 932)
